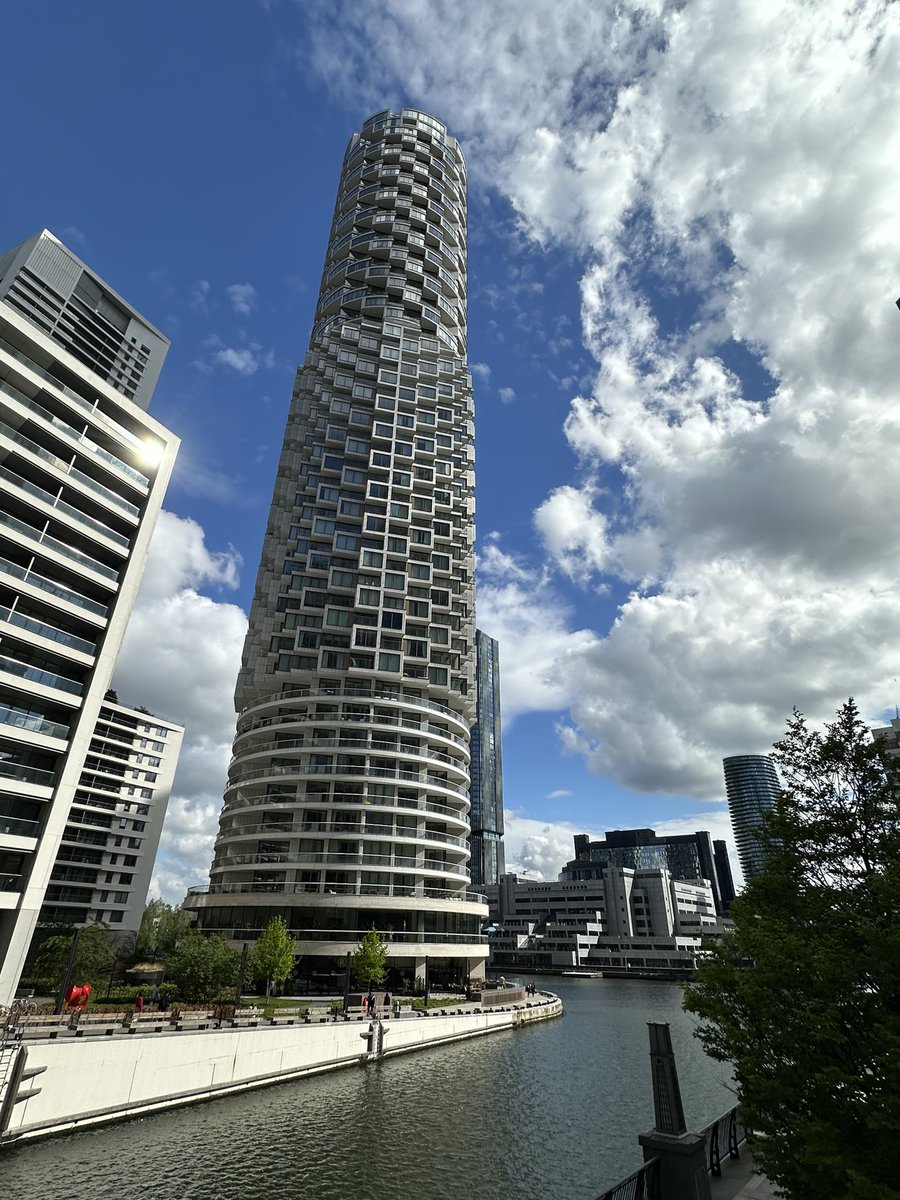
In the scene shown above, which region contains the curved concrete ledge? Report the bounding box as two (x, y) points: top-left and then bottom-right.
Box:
(1, 993), (563, 1146)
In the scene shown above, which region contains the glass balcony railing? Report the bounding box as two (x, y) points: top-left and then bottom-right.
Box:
(0, 511), (119, 581)
(0, 335), (148, 451)
(0, 377), (149, 488)
(0, 759), (55, 786)
(0, 555), (108, 617)
(0, 604), (96, 655)
(0, 814), (40, 838)
(0, 700), (69, 739)
(0, 652), (83, 695)
(0, 464), (130, 548)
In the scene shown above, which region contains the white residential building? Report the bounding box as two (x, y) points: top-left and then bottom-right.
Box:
(39, 694), (183, 933)
(185, 110), (487, 989)
(0, 230), (179, 1002)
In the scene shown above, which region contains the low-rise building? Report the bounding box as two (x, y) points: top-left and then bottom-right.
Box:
(483, 865), (722, 979)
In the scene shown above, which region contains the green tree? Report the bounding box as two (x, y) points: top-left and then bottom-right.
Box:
(165, 931), (240, 1002)
(684, 699), (900, 1200)
(248, 917), (295, 999)
(135, 898), (193, 959)
(33, 923), (116, 993)
(351, 926), (387, 992)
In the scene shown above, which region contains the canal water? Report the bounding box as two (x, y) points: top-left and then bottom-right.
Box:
(1, 978), (734, 1200)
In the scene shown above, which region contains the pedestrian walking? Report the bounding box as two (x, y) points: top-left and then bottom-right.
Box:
(136, 993), (145, 1014)
(384, 991), (391, 1010)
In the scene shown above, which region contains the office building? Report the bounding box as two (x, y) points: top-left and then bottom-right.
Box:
(712, 839), (736, 912)
(723, 754), (781, 881)
(0, 231), (179, 1003)
(562, 827), (732, 914)
(468, 629), (504, 887)
(483, 868), (721, 978)
(38, 693), (183, 932)
(186, 110), (487, 987)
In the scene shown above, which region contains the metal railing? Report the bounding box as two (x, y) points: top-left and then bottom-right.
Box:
(702, 1104), (745, 1175)
(596, 1157), (659, 1200)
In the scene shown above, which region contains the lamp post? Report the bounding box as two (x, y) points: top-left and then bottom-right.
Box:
(54, 927), (82, 1015)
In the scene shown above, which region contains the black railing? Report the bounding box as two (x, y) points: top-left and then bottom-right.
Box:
(596, 1157), (659, 1200)
(701, 1104), (745, 1175)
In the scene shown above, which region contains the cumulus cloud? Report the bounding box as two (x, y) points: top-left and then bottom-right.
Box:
(502, 811), (589, 880)
(306, 0), (900, 805)
(476, 536), (596, 723)
(189, 279), (211, 312)
(113, 512), (247, 901)
(470, 361), (492, 383)
(226, 282), (258, 316)
(214, 347), (258, 376)
(498, 386), (516, 405)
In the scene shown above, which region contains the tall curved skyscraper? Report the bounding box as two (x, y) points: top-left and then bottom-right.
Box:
(187, 110), (487, 987)
(723, 754), (780, 881)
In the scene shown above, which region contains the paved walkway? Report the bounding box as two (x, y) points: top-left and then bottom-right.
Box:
(710, 1143), (779, 1199)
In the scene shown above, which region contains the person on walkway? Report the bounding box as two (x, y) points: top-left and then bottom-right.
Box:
(136, 993), (145, 1014)
(384, 991), (391, 1010)
(151, 985), (160, 1008)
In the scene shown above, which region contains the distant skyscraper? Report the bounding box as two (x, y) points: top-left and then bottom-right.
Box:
(186, 109), (487, 987)
(0, 231), (179, 1004)
(562, 827), (731, 914)
(469, 629), (504, 887)
(723, 754), (781, 881)
(712, 839), (736, 912)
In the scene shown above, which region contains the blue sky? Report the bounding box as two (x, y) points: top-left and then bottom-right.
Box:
(3, 1), (899, 898)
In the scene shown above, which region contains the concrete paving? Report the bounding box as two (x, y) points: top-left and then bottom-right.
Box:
(709, 1143), (779, 1199)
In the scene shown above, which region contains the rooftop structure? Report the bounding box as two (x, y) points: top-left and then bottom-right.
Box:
(562, 827), (733, 914)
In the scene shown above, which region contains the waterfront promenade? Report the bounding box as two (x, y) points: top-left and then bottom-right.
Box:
(1, 986), (561, 1146)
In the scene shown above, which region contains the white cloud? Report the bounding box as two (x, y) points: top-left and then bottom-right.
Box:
(476, 537), (596, 723)
(470, 361), (492, 383)
(113, 512), (247, 903)
(306, 0), (900, 807)
(547, 789), (572, 800)
(502, 810), (590, 880)
(189, 279), (210, 312)
(498, 386), (516, 405)
(214, 346), (258, 376)
(226, 282), (258, 316)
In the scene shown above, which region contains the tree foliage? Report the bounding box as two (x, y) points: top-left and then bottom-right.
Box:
(684, 700), (900, 1200)
(33, 923), (117, 992)
(351, 926), (387, 991)
(135, 899), (193, 959)
(165, 931), (240, 1002)
(248, 917), (295, 998)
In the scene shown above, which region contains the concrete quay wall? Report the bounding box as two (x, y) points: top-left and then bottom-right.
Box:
(3, 994), (562, 1145)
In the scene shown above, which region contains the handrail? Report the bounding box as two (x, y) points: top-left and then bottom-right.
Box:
(596, 1157), (659, 1200)
(701, 1104), (745, 1176)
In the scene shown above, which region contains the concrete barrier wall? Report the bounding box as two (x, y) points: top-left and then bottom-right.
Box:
(3, 995), (562, 1145)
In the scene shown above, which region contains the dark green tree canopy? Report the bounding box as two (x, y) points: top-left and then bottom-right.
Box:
(684, 700), (900, 1200)
(33, 923), (116, 992)
(165, 931), (240, 1003)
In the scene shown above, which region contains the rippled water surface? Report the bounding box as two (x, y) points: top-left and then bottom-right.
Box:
(2, 979), (734, 1200)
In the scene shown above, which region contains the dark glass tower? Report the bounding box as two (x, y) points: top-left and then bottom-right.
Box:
(723, 754), (780, 881)
(187, 110), (487, 986)
(469, 628), (504, 886)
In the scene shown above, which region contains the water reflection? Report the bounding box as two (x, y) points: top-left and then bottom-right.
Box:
(3, 979), (733, 1200)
